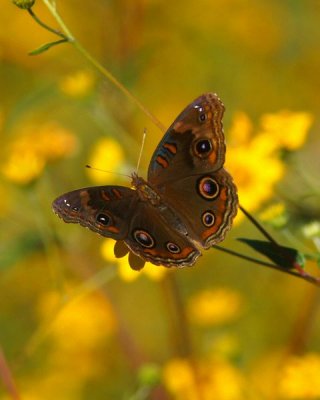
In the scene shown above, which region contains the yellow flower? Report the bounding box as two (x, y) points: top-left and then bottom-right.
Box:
(227, 111), (253, 144)
(227, 144), (284, 213)
(2, 122), (77, 184)
(59, 70), (95, 97)
(117, 256), (142, 282)
(3, 149), (45, 185)
(17, 290), (117, 399)
(118, 258), (167, 282)
(35, 122), (78, 160)
(163, 358), (244, 400)
(39, 291), (116, 351)
(101, 238), (166, 281)
(101, 237), (121, 262)
(204, 360), (244, 400)
(37, 290), (116, 382)
(227, 109), (313, 215)
(142, 262), (167, 281)
(227, 112), (284, 214)
(259, 202), (288, 228)
(163, 358), (198, 399)
(260, 111), (313, 150)
(278, 353), (320, 398)
(87, 137), (126, 184)
(187, 288), (243, 326)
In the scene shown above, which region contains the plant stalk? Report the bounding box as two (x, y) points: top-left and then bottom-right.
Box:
(40, 0), (166, 133)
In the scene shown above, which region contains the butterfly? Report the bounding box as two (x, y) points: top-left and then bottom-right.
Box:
(52, 93), (238, 270)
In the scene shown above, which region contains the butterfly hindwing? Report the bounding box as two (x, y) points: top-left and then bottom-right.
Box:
(123, 199), (201, 267)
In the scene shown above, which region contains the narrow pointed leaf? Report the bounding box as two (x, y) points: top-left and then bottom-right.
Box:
(238, 238), (304, 270)
(29, 39), (68, 56)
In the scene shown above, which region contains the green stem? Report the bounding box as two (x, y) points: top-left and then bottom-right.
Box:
(160, 272), (192, 357)
(213, 245), (320, 286)
(27, 8), (68, 40)
(40, 0), (166, 133)
(240, 204), (279, 245)
(239, 205), (320, 282)
(40, 0), (75, 40)
(75, 41), (166, 133)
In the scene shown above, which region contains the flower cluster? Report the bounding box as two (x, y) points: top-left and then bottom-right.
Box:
(163, 357), (244, 400)
(278, 353), (320, 398)
(2, 122), (77, 184)
(227, 110), (313, 215)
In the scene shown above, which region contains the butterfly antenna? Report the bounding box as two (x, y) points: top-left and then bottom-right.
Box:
(85, 165), (130, 179)
(135, 128), (147, 175)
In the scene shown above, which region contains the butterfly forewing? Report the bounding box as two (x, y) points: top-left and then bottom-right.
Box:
(52, 186), (138, 240)
(148, 93), (226, 186)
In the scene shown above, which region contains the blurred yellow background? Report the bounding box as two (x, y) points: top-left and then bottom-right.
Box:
(1, 1), (320, 399)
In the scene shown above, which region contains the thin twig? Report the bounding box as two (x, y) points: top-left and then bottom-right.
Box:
(239, 204), (279, 245)
(27, 8), (68, 39)
(213, 245), (320, 286)
(0, 346), (21, 400)
(239, 205), (320, 282)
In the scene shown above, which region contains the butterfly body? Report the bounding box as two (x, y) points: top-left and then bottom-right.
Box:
(53, 93), (238, 269)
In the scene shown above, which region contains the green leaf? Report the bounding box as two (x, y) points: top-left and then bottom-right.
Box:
(29, 39), (68, 56)
(238, 239), (304, 270)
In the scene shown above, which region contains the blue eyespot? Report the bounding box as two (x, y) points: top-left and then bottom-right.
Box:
(197, 176), (220, 200)
(202, 211), (215, 227)
(133, 229), (155, 248)
(166, 242), (181, 254)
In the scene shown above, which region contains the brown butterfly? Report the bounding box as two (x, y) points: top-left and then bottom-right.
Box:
(52, 93), (238, 270)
